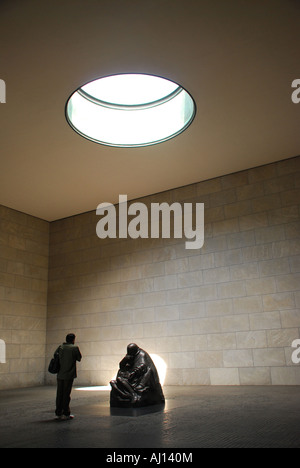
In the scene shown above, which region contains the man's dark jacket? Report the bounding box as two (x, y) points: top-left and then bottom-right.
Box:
(55, 343), (82, 380)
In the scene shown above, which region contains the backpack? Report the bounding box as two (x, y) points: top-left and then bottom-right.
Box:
(48, 347), (61, 374)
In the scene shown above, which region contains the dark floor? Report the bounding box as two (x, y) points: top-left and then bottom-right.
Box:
(0, 385), (299, 449)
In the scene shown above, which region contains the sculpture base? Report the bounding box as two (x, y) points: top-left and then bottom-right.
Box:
(110, 384), (165, 408)
(110, 402), (165, 417)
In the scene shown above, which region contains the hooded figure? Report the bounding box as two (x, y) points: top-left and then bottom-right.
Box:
(110, 343), (165, 407)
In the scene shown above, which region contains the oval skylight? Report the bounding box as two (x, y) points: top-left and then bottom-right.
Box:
(66, 74), (196, 147)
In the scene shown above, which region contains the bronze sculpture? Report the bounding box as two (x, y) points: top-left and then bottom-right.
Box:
(110, 343), (165, 407)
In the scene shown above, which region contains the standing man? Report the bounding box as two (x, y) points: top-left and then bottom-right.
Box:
(55, 333), (82, 420)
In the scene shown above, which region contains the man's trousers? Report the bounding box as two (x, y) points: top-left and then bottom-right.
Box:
(56, 379), (74, 416)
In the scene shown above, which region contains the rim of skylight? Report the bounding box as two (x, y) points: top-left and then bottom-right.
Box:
(77, 85), (183, 110)
(65, 73), (196, 148)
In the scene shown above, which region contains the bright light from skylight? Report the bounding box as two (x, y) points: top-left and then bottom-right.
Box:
(81, 74), (179, 105)
(75, 353), (167, 392)
(66, 74), (196, 147)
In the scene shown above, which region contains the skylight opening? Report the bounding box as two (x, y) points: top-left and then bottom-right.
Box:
(66, 74), (196, 148)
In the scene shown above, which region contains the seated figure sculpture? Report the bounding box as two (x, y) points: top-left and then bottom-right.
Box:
(110, 343), (165, 407)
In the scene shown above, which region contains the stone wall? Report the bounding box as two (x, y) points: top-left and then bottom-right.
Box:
(46, 156), (300, 386)
(0, 206), (49, 389)
(1, 157), (299, 389)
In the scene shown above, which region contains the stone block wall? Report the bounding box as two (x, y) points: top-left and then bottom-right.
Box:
(46, 156), (300, 386)
(0, 206), (49, 389)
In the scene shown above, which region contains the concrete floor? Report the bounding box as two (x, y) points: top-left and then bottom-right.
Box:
(0, 385), (299, 449)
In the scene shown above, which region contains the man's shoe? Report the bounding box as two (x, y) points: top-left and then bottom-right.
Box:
(61, 414), (74, 420)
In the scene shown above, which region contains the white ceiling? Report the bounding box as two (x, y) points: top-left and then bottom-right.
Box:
(0, 0), (300, 222)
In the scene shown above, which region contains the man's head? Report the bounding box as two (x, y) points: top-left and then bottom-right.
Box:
(66, 333), (76, 344)
(127, 343), (139, 357)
